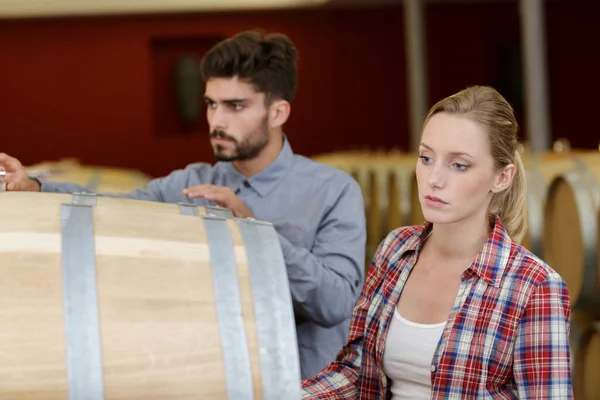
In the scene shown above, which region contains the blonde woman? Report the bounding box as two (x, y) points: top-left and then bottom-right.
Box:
(302, 86), (573, 399)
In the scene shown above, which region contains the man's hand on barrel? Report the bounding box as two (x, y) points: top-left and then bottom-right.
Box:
(182, 184), (255, 218)
(0, 153), (41, 192)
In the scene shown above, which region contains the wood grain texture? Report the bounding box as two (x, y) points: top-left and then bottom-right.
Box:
(0, 192), (274, 399)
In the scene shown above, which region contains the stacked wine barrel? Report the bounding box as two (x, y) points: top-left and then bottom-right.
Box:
(314, 144), (600, 399)
(24, 158), (152, 194)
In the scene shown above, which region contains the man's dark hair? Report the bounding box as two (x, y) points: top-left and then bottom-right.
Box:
(200, 30), (299, 104)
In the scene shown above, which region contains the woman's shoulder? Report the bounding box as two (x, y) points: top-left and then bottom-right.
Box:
(504, 240), (569, 296)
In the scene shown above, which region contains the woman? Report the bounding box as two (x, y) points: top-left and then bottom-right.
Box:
(301, 86), (573, 399)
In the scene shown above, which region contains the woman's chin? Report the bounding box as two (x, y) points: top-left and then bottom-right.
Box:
(421, 208), (455, 225)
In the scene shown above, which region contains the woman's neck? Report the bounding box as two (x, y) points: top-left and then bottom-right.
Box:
(426, 212), (491, 262)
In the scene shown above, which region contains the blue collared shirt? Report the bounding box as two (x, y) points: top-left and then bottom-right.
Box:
(39, 136), (367, 379)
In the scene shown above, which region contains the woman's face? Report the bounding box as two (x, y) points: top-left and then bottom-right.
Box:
(416, 112), (511, 226)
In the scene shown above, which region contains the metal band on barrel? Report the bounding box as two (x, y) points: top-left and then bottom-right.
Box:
(178, 203), (233, 219)
(570, 158), (600, 308)
(72, 192), (98, 206)
(572, 157), (600, 208)
(237, 218), (302, 400)
(178, 202), (199, 216)
(202, 216), (254, 399)
(179, 205), (254, 398)
(553, 170), (598, 309)
(60, 202), (105, 400)
(205, 205), (234, 219)
(525, 167), (546, 257)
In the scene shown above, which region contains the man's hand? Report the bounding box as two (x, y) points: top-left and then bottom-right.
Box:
(0, 153), (41, 192)
(182, 184), (255, 218)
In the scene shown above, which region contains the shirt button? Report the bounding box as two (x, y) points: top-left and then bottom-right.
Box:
(431, 365), (436, 372)
(243, 181), (250, 188)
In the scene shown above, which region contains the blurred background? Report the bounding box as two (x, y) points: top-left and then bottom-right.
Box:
(1, 0), (599, 397)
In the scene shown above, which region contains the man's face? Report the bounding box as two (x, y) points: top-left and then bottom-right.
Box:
(204, 76), (270, 162)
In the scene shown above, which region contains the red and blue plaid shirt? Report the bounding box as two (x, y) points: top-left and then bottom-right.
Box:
(302, 216), (573, 399)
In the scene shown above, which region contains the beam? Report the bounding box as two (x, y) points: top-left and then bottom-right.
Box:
(519, 0), (551, 152)
(404, 0), (429, 152)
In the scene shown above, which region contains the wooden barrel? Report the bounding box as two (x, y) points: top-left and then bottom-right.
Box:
(0, 192), (301, 399)
(24, 157), (82, 176)
(364, 154), (415, 257)
(25, 160), (151, 194)
(542, 152), (600, 311)
(383, 152), (416, 233)
(573, 318), (600, 400)
(521, 151), (597, 256)
(353, 152), (415, 265)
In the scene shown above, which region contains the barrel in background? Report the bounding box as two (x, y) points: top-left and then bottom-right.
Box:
(572, 314), (600, 400)
(542, 151), (600, 312)
(25, 158), (152, 194)
(522, 150), (597, 257)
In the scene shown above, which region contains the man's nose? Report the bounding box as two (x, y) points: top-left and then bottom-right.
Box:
(209, 106), (227, 131)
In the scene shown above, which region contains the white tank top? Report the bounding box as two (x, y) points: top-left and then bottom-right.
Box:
(382, 307), (446, 399)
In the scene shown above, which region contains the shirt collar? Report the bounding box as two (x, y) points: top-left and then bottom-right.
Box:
(402, 215), (512, 288)
(220, 134), (294, 198)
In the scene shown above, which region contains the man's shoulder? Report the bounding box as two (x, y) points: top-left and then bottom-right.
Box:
(159, 161), (218, 183)
(290, 154), (357, 187)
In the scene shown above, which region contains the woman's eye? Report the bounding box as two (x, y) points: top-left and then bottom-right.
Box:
(453, 163), (470, 171)
(419, 155), (433, 164)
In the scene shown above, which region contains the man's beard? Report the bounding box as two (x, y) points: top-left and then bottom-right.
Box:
(211, 116), (270, 162)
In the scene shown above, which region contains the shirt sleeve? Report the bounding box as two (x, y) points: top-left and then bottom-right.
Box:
(38, 177), (166, 202)
(37, 163), (207, 203)
(277, 177), (366, 328)
(300, 244), (386, 399)
(513, 272), (574, 399)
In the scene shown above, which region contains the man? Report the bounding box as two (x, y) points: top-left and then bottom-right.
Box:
(0, 30), (366, 380)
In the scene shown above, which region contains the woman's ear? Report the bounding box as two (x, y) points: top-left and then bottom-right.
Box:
(491, 163), (516, 193)
(269, 100), (291, 129)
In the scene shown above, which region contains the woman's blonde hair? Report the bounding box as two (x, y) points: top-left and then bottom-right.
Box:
(422, 85), (527, 243)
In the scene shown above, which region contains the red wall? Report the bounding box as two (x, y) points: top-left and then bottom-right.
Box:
(0, 2), (598, 178)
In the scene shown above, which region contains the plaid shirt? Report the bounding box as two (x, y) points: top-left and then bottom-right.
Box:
(302, 216), (573, 399)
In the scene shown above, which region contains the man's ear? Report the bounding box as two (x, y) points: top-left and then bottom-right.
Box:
(491, 163), (516, 193)
(269, 99), (291, 129)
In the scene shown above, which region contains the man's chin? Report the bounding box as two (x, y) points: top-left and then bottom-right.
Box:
(214, 152), (238, 162)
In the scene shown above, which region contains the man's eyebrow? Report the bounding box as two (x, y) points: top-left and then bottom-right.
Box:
(203, 96), (248, 104)
(224, 99), (248, 104)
